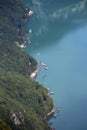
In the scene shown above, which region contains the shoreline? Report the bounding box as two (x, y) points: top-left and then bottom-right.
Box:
(0, 0), (54, 130)
(30, 66), (39, 79)
(22, 1), (55, 129)
(44, 108), (55, 120)
(47, 108), (55, 117)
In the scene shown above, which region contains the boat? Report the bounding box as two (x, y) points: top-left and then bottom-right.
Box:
(57, 107), (61, 112)
(41, 62), (47, 66)
(28, 10), (33, 16)
(44, 66), (48, 70)
(20, 44), (26, 48)
(47, 87), (50, 91)
(29, 29), (32, 33)
(50, 91), (54, 95)
(54, 113), (57, 118)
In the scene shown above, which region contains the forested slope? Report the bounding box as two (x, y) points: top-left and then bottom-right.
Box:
(0, 0), (53, 130)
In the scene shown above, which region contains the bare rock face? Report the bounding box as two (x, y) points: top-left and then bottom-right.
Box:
(11, 111), (24, 125)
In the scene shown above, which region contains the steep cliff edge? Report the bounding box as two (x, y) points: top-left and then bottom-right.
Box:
(0, 0), (53, 130)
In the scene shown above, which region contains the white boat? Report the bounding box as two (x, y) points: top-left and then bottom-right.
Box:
(50, 92), (54, 95)
(44, 66), (48, 70)
(28, 10), (33, 16)
(20, 44), (26, 48)
(29, 29), (32, 33)
(47, 88), (50, 91)
(41, 62), (47, 66)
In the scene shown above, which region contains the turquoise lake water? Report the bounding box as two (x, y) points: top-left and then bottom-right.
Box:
(23, 0), (87, 129)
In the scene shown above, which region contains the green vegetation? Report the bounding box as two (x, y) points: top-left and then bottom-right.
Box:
(0, 0), (54, 130)
(0, 71), (53, 130)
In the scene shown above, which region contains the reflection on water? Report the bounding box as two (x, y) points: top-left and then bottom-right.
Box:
(23, 0), (87, 130)
(23, 0), (87, 51)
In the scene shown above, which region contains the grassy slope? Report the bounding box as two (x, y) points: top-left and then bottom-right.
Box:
(0, 0), (53, 130)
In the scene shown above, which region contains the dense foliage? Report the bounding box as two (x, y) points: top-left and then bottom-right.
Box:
(0, 0), (53, 130)
(0, 71), (53, 130)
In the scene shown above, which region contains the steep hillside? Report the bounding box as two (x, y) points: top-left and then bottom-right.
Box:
(0, 0), (37, 76)
(0, 0), (54, 130)
(0, 71), (53, 130)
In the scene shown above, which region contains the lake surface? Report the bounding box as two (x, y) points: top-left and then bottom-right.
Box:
(23, 0), (87, 129)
